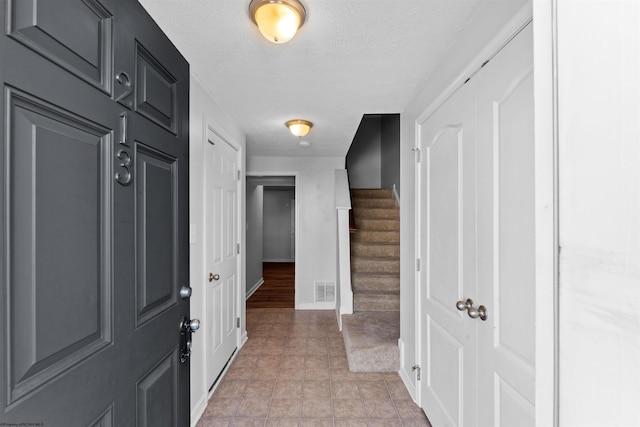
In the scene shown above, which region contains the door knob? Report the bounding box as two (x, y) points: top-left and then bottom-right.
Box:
(467, 305), (488, 321)
(180, 317), (200, 334)
(179, 285), (192, 299)
(456, 298), (488, 321)
(209, 273), (220, 282)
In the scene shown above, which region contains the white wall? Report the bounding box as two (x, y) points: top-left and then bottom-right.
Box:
(245, 183), (263, 297)
(247, 156), (344, 308)
(399, 0), (529, 401)
(189, 76), (245, 426)
(558, 1), (640, 425)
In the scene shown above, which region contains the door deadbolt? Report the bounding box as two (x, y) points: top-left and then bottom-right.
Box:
(180, 285), (192, 299)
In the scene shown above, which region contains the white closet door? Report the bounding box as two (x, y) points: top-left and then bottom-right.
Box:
(419, 82), (478, 427)
(418, 22), (534, 427)
(205, 130), (239, 389)
(475, 23), (535, 427)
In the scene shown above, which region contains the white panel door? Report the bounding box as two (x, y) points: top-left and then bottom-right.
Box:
(205, 129), (239, 389)
(418, 22), (534, 427)
(475, 24), (535, 427)
(419, 82), (478, 427)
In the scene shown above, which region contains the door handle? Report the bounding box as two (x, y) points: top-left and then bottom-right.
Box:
(179, 317), (200, 363)
(209, 273), (220, 282)
(456, 298), (488, 321)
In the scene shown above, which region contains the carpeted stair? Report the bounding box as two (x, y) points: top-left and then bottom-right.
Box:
(342, 189), (400, 372)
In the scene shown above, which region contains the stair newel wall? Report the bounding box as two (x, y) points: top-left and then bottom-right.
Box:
(335, 169), (354, 330)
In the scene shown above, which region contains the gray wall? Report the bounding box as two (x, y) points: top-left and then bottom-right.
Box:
(381, 115), (400, 196)
(245, 183), (263, 297)
(263, 188), (295, 262)
(346, 114), (400, 194)
(345, 115), (382, 188)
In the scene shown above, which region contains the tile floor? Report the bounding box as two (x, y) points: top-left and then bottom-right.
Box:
(197, 308), (431, 427)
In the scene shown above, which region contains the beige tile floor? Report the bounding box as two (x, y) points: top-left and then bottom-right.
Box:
(197, 308), (431, 427)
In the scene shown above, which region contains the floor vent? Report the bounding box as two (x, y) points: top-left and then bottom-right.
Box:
(315, 281), (336, 303)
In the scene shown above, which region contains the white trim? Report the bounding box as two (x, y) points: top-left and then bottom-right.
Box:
(533, 0), (558, 425)
(190, 393), (208, 427)
(296, 302), (336, 310)
(246, 171), (300, 308)
(246, 277), (264, 299)
(392, 184), (400, 207)
(206, 346), (242, 398)
(398, 337), (419, 403)
(262, 258), (295, 263)
(416, 3), (533, 127)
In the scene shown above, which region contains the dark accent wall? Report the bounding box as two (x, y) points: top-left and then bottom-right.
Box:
(381, 115), (400, 196)
(346, 114), (400, 195)
(345, 115), (381, 189)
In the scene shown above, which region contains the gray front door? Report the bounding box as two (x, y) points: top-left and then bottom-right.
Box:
(0, 1), (190, 425)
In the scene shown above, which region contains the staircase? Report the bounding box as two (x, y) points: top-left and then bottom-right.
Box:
(341, 189), (400, 372)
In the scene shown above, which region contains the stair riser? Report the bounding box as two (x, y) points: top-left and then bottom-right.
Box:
(355, 211), (399, 222)
(351, 259), (399, 274)
(351, 243), (399, 258)
(354, 293), (400, 312)
(351, 189), (394, 199)
(352, 231), (399, 244)
(356, 219), (399, 231)
(353, 198), (397, 209)
(351, 276), (400, 292)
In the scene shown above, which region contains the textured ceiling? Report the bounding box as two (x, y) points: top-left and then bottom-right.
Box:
(138, 0), (483, 157)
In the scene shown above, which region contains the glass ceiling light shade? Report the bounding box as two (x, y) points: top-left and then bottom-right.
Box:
(249, 0), (306, 44)
(286, 119), (313, 137)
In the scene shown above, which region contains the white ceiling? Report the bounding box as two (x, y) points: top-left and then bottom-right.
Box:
(138, 0), (483, 157)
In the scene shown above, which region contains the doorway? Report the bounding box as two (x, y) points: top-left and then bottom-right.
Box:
(246, 175), (297, 308)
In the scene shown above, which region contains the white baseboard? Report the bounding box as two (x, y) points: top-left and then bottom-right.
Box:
(397, 337), (419, 404)
(296, 302), (336, 310)
(192, 331), (249, 426)
(246, 278), (264, 299)
(190, 393), (208, 427)
(399, 365), (419, 404)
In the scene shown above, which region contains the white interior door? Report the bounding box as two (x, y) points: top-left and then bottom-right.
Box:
(419, 82), (478, 427)
(418, 22), (534, 427)
(475, 24), (535, 427)
(205, 129), (239, 389)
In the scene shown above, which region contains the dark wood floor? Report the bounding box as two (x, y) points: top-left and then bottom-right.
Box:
(246, 262), (295, 309)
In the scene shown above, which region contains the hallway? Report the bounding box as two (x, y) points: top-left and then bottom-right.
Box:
(196, 308), (431, 426)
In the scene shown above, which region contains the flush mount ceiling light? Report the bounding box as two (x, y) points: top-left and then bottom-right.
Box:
(286, 119), (313, 137)
(249, 0), (307, 44)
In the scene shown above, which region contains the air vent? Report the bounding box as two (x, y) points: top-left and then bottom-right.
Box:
(315, 281), (336, 303)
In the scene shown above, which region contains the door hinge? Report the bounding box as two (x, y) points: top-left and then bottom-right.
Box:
(412, 148), (421, 163)
(412, 365), (421, 381)
(237, 170), (241, 181)
(236, 317), (240, 328)
(236, 243), (240, 254)
(416, 258), (421, 272)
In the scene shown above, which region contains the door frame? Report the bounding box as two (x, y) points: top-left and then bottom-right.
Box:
(203, 118), (244, 396)
(412, 2), (558, 426)
(245, 171), (299, 306)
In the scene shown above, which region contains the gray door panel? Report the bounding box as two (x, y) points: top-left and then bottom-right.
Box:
(1, 0), (190, 425)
